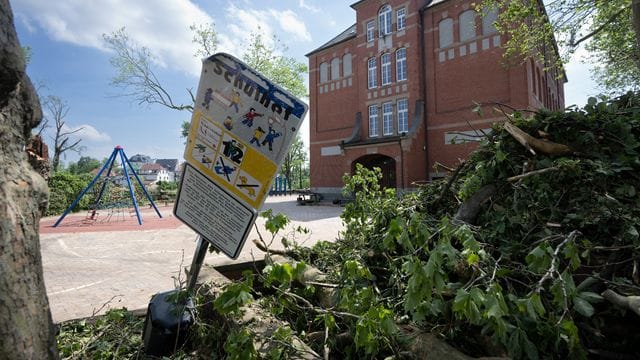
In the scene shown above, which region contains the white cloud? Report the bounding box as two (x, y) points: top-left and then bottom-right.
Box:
(275, 10), (312, 42)
(221, 3), (312, 56)
(299, 0), (320, 13)
(62, 124), (112, 142)
(13, 0), (213, 77)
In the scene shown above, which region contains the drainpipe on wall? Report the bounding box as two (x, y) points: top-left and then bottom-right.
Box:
(398, 137), (405, 191)
(419, 1), (431, 181)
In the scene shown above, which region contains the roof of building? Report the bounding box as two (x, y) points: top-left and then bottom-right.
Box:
(306, 24), (357, 56)
(155, 159), (178, 171)
(140, 163), (165, 173)
(129, 154), (152, 163)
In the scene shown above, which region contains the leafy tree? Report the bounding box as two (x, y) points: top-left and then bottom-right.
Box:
(102, 27), (195, 112)
(479, 0), (640, 93)
(43, 95), (84, 172)
(241, 28), (308, 98)
(67, 156), (101, 175)
(103, 24), (309, 166)
(46, 172), (93, 216)
(280, 134), (308, 189)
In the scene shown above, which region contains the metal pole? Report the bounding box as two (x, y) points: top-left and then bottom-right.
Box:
(118, 148), (142, 225)
(121, 148), (163, 219)
(186, 236), (209, 293)
(53, 148), (118, 227)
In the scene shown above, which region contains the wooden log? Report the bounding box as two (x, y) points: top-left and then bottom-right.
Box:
(197, 266), (321, 359)
(503, 121), (571, 155)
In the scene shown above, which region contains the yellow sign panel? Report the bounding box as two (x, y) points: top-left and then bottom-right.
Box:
(184, 111), (278, 208)
(182, 52), (308, 211)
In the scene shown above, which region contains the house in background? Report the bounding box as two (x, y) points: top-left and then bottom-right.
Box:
(139, 163), (174, 184)
(306, 0), (565, 198)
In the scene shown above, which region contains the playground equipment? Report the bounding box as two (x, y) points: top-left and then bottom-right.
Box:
(53, 146), (162, 227)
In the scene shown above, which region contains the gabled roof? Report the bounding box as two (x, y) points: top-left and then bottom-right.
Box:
(155, 159), (178, 171)
(140, 163), (165, 173)
(306, 24), (357, 57)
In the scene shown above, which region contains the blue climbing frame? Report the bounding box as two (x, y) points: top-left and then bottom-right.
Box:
(53, 146), (162, 227)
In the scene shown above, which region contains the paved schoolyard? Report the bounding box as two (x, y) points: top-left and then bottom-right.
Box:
(39, 195), (344, 323)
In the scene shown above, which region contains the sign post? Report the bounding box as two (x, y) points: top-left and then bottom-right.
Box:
(175, 52), (308, 262)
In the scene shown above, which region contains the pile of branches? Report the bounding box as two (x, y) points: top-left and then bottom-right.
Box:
(274, 93), (640, 359)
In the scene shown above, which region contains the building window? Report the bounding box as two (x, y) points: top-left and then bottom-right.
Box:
(331, 57), (340, 80)
(379, 5), (392, 37)
(459, 10), (477, 42)
(482, 6), (498, 35)
(397, 98), (408, 133)
(343, 53), (352, 76)
(319, 62), (328, 83)
(439, 18), (453, 48)
(368, 58), (377, 88)
(369, 105), (379, 137)
(396, 48), (407, 81)
(382, 102), (393, 135)
(366, 21), (375, 42)
(397, 7), (406, 31)
(381, 53), (392, 85)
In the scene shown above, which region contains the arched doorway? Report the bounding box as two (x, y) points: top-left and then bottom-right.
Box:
(353, 154), (396, 189)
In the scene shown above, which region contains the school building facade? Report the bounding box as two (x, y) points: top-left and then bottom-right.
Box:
(306, 0), (565, 197)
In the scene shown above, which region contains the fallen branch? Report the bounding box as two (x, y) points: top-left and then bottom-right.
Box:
(507, 166), (560, 182)
(602, 289), (640, 318)
(503, 121), (572, 156)
(454, 184), (498, 225)
(253, 238), (293, 256)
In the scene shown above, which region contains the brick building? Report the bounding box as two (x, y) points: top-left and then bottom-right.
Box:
(306, 0), (565, 198)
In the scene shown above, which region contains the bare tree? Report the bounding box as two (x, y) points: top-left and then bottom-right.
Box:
(43, 95), (84, 172)
(103, 27), (195, 112)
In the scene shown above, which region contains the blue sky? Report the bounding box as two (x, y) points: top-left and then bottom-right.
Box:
(12, 0), (600, 165)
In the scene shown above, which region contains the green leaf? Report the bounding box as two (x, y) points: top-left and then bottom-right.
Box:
(573, 296), (595, 317)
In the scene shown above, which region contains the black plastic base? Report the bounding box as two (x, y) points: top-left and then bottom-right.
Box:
(142, 290), (194, 357)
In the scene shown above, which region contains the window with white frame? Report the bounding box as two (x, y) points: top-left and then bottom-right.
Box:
(396, 48), (407, 81)
(331, 57), (340, 80)
(368, 58), (377, 88)
(397, 98), (408, 133)
(378, 5), (392, 36)
(366, 21), (375, 42)
(319, 62), (328, 83)
(343, 53), (352, 76)
(482, 6), (498, 35)
(382, 102), (393, 135)
(397, 7), (406, 31)
(459, 10), (477, 42)
(381, 53), (392, 85)
(439, 18), (453, 48)
(369, 105), (379, 137)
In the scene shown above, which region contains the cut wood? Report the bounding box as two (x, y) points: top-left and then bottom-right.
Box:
(602, 289), (640, 318)
(503, 121), (571, 155)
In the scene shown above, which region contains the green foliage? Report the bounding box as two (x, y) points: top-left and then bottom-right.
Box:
(47, 172), (93, 216)
(478, 0), (639, 93)
(214, 272), (254, 316)
(223, 328), (257, 360)
(57, 308), (144, 359)
(67, 156), (101, 175)
(242, 29), (308, 99)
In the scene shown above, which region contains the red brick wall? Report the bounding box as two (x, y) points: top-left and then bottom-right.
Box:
(307, 0), (566, 194)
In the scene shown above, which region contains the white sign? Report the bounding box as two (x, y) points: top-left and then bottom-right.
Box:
(175, 53), (308, 258)
(175, 164), (255, 259)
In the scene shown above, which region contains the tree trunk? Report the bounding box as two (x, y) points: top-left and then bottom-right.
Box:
(632, 0), (640, 72)
(0, 0), (58, 358)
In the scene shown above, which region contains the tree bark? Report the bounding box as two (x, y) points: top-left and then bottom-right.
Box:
(632, 0), (640, 72)
(0, 0), (58, 358)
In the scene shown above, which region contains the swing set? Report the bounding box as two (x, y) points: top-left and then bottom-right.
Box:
(53, 146), (162, 227)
